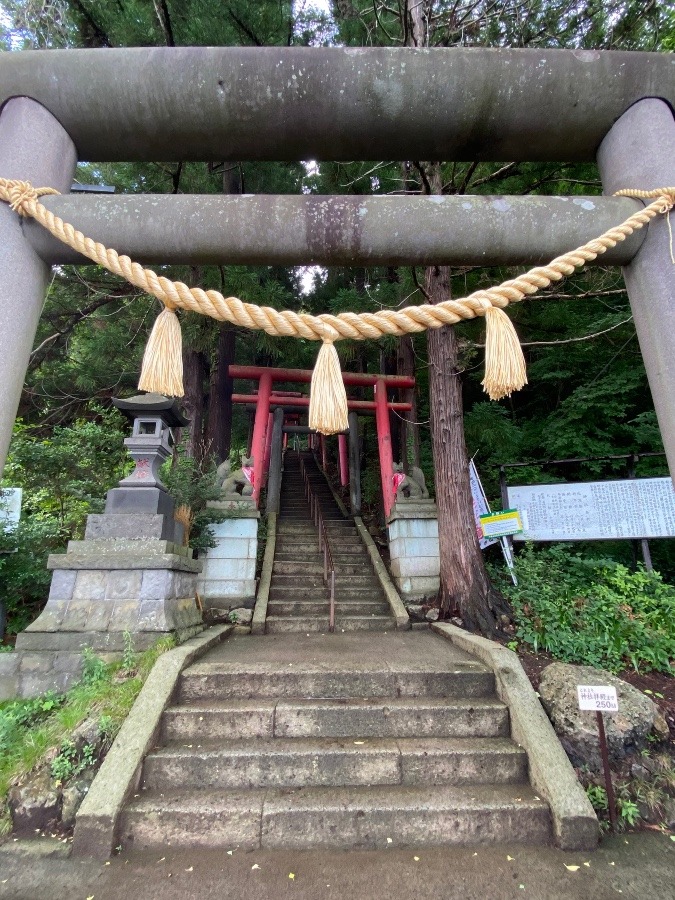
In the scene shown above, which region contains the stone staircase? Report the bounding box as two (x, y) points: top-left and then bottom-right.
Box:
(266, 452), (396, 633)
(121, 632), (550, 850)
(119, 631), (552, 850)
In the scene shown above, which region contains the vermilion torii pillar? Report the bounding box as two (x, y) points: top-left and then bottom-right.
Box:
(229, 365), (414, 511)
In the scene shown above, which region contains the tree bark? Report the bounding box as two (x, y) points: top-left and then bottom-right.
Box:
(425, 165), (509, 636)
(182, 347), (208, 461)
(206, 324), (235, 463)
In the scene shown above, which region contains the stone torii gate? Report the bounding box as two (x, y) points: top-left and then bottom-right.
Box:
(0, 48), (674, 480)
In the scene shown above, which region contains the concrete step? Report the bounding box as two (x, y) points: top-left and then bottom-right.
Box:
(273, 561), (371, 576)
(120, 783), (551, 850)
(268, 590), (386, 605)
(265, 616), (396, 633)
(269, 574), (380, 589)
(162, 697), (510, 742)
(268, 587), (329, 601)
(142, 737), (527, 791)
(179, 662), (495, 702)
(267, 601), (391, 616)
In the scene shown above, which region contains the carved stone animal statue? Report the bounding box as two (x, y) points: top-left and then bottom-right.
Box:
(217, 454), (254, 497)
(394, 462), (429, 501)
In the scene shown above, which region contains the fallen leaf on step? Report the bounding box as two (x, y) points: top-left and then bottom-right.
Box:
(564, 865), (580, 872)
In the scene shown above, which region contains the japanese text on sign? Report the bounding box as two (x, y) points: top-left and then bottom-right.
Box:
(577, 685), (619, 712)
(479, 509), (523, 539)
(506, 477), (675, 542)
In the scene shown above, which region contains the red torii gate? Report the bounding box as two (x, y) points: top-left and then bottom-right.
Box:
(229, 365), (415, 515)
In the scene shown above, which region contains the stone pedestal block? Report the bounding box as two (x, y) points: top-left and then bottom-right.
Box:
(10, 502), (203, 698)
(197, 507), (260, 610)
(387, 502), (440, 599)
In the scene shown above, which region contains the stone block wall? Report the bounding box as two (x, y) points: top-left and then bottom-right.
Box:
(0, 649), (83, 701)
(388, 512), (440, 598)
(198, 514), (259, 610)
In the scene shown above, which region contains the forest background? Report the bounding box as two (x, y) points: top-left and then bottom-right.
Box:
(1, 0), (674, 643)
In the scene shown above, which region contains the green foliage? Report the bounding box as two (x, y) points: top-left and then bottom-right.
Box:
(494, 545), (675, 674)
(585, 784), (608, 812)
(0, 635), (175, 833)
(0, 692), (65, 757)
(121, 631), (136, 674)
(1, 412), (129, 636)
(50, 738), (96, 782)
(80, 647), (109, 687)
(161, 448), (229, 553)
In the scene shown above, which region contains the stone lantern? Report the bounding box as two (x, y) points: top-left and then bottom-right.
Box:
(12, 393), (203, 695)
(104, 392), (188, 521)
(113, 391), (187, 491)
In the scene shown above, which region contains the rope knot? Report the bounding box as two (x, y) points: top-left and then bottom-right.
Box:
(0, 178), (60, 216)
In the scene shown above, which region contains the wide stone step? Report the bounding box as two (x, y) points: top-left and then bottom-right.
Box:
(273, 561), (370, 577)
(265, 615), (396, 633)
(162, 697), (510, 742)
(268, 587), (330, 601)
(267, 600), (391, 616)
(120, 783), (551, 850)
(142, 737), (527, 791)
(179, 663), (494, 702)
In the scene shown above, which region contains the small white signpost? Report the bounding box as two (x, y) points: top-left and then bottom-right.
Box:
(469, 461), (517, 584)
(577, 685), (619, 712)
(577, 684), (619, 830)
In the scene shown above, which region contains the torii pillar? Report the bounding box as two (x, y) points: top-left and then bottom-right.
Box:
(0, 99), (77, 472)
(598, 99), (675, 482)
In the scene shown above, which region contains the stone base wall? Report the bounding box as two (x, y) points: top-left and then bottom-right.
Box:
(388, 508), (440, 599)
(0, 649), (82, 701)
(198, 513), (259, 610)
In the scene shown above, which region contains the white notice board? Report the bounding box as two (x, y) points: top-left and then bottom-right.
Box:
(506, 477), (675, 541)
(0, 488), (22, 533)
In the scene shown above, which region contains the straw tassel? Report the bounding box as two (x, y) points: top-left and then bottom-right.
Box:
(138, 305), (184, 397)
(481, 306), (528, 401)
(308, 340), (349, 435)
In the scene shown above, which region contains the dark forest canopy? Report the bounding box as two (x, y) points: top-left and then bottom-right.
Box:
(1, 0), (673, 633)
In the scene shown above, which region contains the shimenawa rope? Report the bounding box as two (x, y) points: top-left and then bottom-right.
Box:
(1, 178), (673, 434)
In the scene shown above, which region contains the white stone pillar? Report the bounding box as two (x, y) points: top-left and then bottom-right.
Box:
(597, 99), (675, 480)
(0, 98), (77, 473)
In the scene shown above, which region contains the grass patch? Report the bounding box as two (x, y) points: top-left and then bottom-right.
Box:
(0, 635), (175, 837)
(492, 544), (675, 675)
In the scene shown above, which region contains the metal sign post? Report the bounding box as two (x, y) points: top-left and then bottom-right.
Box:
(578, 685), (619, 832)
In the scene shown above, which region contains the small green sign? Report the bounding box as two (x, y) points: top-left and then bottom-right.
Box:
(479, 508), (523, 539)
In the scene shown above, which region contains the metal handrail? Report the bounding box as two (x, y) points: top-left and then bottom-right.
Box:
(299, 453), (336, 633)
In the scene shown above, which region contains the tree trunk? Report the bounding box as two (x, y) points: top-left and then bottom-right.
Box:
(206, 324), (235, 463)
(425, 166), (509, 636)
(182, 347), (208, 460)
(396, 334), (421, 471)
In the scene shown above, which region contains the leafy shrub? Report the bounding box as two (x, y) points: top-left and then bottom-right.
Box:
(162, 449), (239, 553)
(494, 545), (675, 674)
